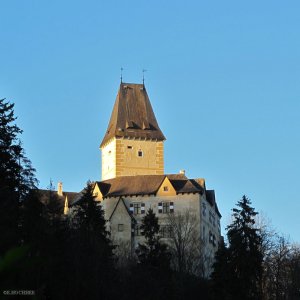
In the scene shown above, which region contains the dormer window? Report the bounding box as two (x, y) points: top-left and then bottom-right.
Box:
(138, 150), (143, 157)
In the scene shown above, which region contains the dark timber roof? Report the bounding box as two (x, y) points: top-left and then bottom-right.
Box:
(95, 174), (204, 197)
(100, 83), (166, 147)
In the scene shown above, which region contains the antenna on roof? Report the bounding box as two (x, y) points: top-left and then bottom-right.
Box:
(120, 67), (123, 83)
(142, 69), (147, 86)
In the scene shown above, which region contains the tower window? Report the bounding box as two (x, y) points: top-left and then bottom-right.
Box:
(138, 150), (143, 157)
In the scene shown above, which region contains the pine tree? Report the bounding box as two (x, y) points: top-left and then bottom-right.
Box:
(211, 239), (232, 300)
(136, 208), (171, 269)
(0, 98), (37, 255)
(62, 182), (116, 299)
(227, 195), (263, 300)
(211, 196), (263, 300)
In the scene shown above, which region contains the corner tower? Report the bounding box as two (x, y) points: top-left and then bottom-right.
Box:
(100, 83), (166, 180)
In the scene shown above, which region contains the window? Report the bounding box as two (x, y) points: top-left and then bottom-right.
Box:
(160, 225), (172, 238)
(134, 224), (142, 236)
(158, 202), (174, 214)
(118, 224), (124, 232)
(129, 203), (144, 215)
(202, 202), (207, 216)
(209, 211), (214, 224)
(209, 231), (217, 247)
(162, 202), (170, 213)
(138, 150), (143, 157)
(134, 203), (141, 214)
(163, 186), (169, 192)
(127, 146), (132, 149)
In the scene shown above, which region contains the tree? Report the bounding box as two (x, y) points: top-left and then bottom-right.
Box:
(227, 195), (263, 300)
(0, 98), (37, 255)
(168, 209), (207, 277)
(211, 195), (263, 300)
(211, 239), (232, 300)
(62, 182), (116, 299)
(136, 208), (171, 269)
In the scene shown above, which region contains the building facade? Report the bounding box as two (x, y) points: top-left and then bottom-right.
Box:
(91, 82), (221, 275)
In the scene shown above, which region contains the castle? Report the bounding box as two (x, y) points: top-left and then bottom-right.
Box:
(83, 82), (222, 274)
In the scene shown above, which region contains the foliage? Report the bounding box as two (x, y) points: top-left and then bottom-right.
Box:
(0, 98), (37, 255)
(211, 195), (263, 300)
(136, 208), (171, 269)
(63, 182), (116, 299)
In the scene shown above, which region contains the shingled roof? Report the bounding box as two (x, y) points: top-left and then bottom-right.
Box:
(100, 83), (166, 147)
(96, 174), (204, 197)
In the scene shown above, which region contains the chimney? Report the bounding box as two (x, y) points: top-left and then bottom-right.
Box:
(57, 182), (63, 196)
(179, 170), (185, 175)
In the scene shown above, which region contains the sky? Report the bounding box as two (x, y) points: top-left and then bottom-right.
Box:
(1, 1), (300, 242)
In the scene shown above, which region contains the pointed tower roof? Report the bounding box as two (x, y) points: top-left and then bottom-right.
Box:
(100, 83), (166, 147)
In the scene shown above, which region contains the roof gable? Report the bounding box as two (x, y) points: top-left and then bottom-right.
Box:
(157, 177), (177, 196)
(109, 197), (135, 222)
(96, 174), (204, 198)
(92, 182), (103, 201)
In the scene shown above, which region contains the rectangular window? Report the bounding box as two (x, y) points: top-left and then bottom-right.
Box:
(212, 214), (216, 227)
(162, 202), (170, 213)
(134, 224), (142, 236)
(202, 226), (206, 243)
(158, 202), (174, 214)
(118, 224), (124, 232)
(138, 150), (143, 157)
(163, 186), (169, 192)
(127, 146), (132, 149)
(202, 202), (206, 216)
(160, 225), (172, 238)
(209, 212), (213, 224)
(133, 203), (141, 215)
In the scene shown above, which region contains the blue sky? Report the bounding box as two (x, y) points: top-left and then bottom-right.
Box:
(1, 1), (300, 242)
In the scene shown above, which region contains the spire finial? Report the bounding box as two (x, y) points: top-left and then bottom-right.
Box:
(120, 67), (123, 83)
(142, 69), (147, 86)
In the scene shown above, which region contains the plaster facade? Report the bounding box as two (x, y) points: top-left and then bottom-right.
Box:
(101, 138), (164, 180)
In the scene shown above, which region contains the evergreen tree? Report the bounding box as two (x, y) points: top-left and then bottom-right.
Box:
(136, 208), (171, 269)
(212, 195), (263, 300)
(227, 195), (263, 300)
(61, 182), (116, 299)
(210, 239), (232, 300)
(0, 98), (37, 255)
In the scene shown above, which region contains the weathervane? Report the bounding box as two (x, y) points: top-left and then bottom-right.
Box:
(142, 69), (147, 85)
(120, 67), (123, 83)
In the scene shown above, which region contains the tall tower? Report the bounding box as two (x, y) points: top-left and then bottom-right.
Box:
(100, 83), (166, 180)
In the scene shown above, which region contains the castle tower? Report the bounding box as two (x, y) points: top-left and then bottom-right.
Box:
(100, 83), (166, 180)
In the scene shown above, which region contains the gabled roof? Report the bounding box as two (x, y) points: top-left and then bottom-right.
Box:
(108, 197), (136, 223)
(100, 83), (166, 147)
(95, 174), (204, 197)
(97, 175), (166, 197)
